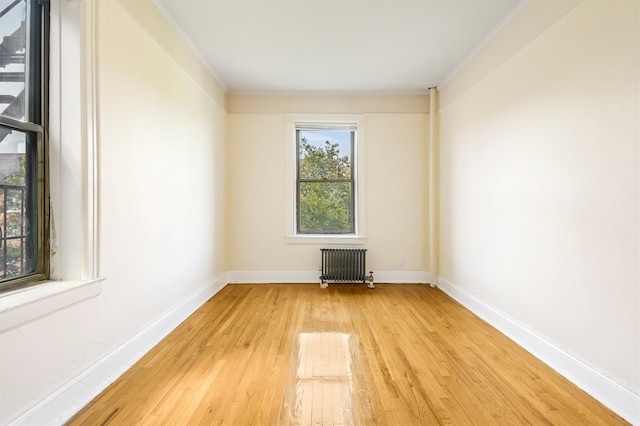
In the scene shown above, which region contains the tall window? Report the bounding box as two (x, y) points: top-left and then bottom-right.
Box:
(296, 122), (356, 234)
(0, 0), (48, 291)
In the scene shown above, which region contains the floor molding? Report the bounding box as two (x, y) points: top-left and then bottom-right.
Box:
(436, 275), (639, 425)
(10, 276), (227, 426)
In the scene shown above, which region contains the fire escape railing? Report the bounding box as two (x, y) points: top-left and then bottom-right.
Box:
(0, 183), (26, 279)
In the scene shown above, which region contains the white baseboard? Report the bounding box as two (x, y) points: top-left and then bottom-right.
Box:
(227, 270), (431, 284)
(11, 275), (228, 426)
(436, 276), (639, 425)
(227, 270), (319, 283)
(374, 270), (430, 284)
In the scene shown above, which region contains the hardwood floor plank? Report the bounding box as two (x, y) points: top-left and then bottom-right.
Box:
(67, 284), (628, 425)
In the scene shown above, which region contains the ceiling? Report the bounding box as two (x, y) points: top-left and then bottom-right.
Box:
(153, 0), (528, 94)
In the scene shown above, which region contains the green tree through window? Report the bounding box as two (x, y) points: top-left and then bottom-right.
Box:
(297, 127), (355, 234)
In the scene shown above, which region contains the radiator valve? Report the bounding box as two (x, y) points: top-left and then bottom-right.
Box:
(366, 271), (375, 289)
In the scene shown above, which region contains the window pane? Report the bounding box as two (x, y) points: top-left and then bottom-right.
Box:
(0, 125), (35, 280)
(299, 130), (352, 180)
(0, 0), (26, 121)
(298, 181), (353, 234)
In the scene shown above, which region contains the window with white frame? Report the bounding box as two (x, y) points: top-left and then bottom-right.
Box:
(0, 0), (49, 292)
(290, 117), (365, 241)
(0, 0), (102, 333)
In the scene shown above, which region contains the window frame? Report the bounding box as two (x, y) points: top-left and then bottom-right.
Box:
(286, 114), (366, 244)
(0, 0), (49, 292)
(295, 124), (356, 235)
(0, 0), (103, 333)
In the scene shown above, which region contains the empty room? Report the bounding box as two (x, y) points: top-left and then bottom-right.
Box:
(0, 0), (638, 424)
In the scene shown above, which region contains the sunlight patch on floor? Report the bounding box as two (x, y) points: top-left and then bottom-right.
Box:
(278, 332), (371, 425)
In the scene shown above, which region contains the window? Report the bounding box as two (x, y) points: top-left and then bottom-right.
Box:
(296, 122), (356, 234)
(0, 0), (48, 291)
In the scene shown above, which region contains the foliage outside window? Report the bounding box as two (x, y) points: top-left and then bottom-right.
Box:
(296, 123), (356, 234)
(0, 0), (48, 291)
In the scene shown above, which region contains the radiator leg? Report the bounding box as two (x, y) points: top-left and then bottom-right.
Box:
(320, 280), (328, 289)
(366, 271), (375, 289)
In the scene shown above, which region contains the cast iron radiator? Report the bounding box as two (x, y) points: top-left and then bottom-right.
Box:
(320, 248), (367, 284)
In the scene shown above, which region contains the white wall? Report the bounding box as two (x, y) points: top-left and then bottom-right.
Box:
(0, 1), (227, 423)
(98, 0), (227, 341)
(227, 96), (429, 281)
(438, 0), (638, 410)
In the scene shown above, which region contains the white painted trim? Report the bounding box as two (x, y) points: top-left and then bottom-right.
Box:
(284, 236), (366, 245)
(227, 270), (320, 284)
(374, 271), (430, 284)
(9, 276), (228, 426)
(436, 276), (639, 425)
(49, 0), (101, 281)
(227, 270), (430, 285)
(0, 279), (103, 332)
(81, 0), (100, 280)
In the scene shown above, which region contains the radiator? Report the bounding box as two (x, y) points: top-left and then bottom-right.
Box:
(320, 248), (373, 288)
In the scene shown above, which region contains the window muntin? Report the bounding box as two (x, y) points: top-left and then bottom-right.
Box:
(296, 124), (356, 235)
(0, 0), (48, 291)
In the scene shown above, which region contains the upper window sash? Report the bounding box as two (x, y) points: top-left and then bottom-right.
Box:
(0, 0), (46, 125)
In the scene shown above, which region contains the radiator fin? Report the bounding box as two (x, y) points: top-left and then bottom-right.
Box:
(320, 248), (367, 283)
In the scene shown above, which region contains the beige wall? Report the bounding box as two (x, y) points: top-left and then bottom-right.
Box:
(439, 0), (638, 395)
(227, 97), (429, 279)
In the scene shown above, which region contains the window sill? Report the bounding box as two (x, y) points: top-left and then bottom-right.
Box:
(0, 278), (103, 332)
(285, 235), (367, 245)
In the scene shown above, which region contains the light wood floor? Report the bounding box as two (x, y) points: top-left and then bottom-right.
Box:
(67, 284), (628, 425)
